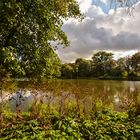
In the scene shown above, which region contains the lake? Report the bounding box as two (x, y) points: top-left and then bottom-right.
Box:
(3, 79), (140, 112)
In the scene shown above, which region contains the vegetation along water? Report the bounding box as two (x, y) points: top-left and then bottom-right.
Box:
(0, 80), (140, 139)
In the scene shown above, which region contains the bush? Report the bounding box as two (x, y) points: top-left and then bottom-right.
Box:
(0, 100), (140, 140)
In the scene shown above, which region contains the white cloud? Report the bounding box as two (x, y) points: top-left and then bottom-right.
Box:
(58, 1), (140, 62)
(101, 0), (108, 4)
(85, 5), (106, 18)
(77, 0), (92, 13)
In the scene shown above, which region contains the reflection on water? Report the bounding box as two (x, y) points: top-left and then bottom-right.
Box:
(2, 79), (140, 112)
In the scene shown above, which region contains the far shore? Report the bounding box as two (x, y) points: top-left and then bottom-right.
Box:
(60, 76), (140, 81)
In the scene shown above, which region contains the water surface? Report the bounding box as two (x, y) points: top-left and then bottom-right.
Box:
(3, 79), (140, 112)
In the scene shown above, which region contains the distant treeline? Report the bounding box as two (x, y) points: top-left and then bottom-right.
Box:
(61, 51), (140, 80)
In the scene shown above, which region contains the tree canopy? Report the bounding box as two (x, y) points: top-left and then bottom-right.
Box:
(61, 51), (140, 79)
(91, 51), (114, 76)
(0, 0), (82, 80)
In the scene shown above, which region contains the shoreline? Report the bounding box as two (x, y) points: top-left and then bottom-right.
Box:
(60, 77), (140, 81)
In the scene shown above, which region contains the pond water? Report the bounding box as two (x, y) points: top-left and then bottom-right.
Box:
(2, 79), (140, 112)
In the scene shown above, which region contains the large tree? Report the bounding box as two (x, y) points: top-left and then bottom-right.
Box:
(75, 58), (91, 77)
(91, 51), (114, 77)
(131, 52), (140, 76)
(0, 0), (82, 80)
(113, 58), (126, 77)
(61, 63), (75, 78)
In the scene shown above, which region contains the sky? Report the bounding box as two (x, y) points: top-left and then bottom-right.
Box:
(58, 0), (140, 63)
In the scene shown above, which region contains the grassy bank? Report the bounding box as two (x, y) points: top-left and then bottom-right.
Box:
(0, 100), (140, 140)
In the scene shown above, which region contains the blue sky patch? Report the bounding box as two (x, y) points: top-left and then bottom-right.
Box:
(92, 0), (111, 13)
